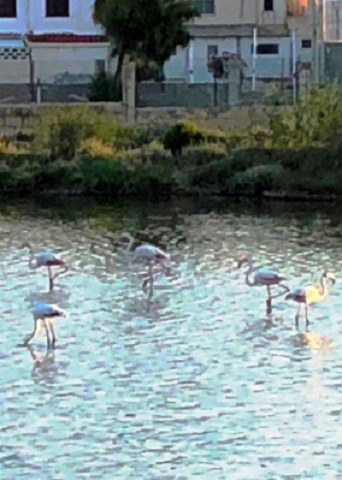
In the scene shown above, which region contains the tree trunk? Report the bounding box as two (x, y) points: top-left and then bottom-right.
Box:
(114, 47), (126, 95)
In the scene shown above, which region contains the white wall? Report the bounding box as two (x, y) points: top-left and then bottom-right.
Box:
(0, 60), (30, 83)
(164, 38), (237, 82)
(32, 44), (109, 82)
(241, 37), (291, 78)
(164, 47), (188, 81)
(1, 0), (103, 35)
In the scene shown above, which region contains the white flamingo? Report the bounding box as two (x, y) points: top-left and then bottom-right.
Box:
(23, 302), (67, 349)
(20, 242), (68, 291)
(119, 232), (170, 297)
(237, 255), (290, 311)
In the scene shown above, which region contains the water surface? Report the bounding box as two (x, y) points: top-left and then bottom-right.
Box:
(1, 196), (342, 479)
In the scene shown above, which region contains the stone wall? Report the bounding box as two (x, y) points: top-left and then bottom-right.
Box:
(0, 102), (282, 138)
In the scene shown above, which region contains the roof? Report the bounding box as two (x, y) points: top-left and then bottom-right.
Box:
(187, 24), (290, 38)
(26, 33), (108, 43)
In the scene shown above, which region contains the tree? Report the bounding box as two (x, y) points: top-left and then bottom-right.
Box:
(93, 0), (198, 88)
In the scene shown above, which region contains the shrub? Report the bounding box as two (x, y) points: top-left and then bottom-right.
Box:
(229, 164), (284, 195)
(164, 122), (203, 156)
(88, 71), (121, 102)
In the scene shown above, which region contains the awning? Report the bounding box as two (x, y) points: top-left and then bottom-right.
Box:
(0, 33), (26, 48)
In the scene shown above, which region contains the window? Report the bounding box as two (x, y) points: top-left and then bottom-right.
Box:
(301, 39), (312, 48)
(264, 0), (274, 11)
(95, 60), (106, 74)
(251, 44), (279, 55)
(46, 0), (69, 17)
(195, 0), (215, 14)
(0, 0), (16, 18)
(207, 45), (218, 59)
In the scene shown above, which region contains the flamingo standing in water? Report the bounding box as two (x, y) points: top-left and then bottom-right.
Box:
(285, 270), (336, 327)
(23, 302), (67, 349)
(237, 255), (290, 312)
(20, 242), (68, 291)
(119, 232), (170, 297)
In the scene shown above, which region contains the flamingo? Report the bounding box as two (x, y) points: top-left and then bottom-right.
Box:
(119, 232), (170, 297)
(20, 242), (68, 291)
(23, 302), (67, 349)
(285, 271), (336, 327)
(237, 255), (290, 312)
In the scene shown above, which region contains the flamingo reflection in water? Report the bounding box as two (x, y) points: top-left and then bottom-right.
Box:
(237, 255), (290, 314)
(285, 271), (336, 327)
(22, 303), (67, 349)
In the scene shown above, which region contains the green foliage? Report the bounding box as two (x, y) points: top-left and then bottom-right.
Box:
(48, 121), (81, 160)
(88, 71), (122, 102)
(93, 0), (198, 89)
(164, 122), (204, 155)
(269, 82), (342, 147)
(163, 122), (225, 156)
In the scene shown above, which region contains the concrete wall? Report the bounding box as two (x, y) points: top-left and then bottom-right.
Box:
(137, 82), (232, 108)
(0, 103), (282, 138)
(31, 44), (110, 83)
(1, 0), (103, 35)
(192, 0), (286, 26)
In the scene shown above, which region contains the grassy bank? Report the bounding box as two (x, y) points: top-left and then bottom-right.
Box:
(1, 85), (342, 200)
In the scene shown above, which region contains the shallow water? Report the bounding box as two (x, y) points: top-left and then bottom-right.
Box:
(1, 196), (342, 479)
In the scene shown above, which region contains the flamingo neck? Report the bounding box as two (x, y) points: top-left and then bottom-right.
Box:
(244, 259), (256, 286)
(320, 275), (330, 300)
(126, 235), (134, 253)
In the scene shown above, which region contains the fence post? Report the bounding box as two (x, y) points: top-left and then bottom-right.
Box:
(122, 56), (136, 125)
(36, 78), (42, 105)
(228, 60), (241, 106)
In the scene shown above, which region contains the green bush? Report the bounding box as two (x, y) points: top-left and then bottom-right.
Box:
(164, 122), (204, 156)
(88, 71), (121, 102)
(229, 164), (284, 195)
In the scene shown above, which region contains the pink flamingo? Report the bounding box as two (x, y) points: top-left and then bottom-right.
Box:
(237, 255), (290, 312)
(285, 271), (336, 327)
(23, 302), (67, 349)
(119, 232), (170, 297)
(20, 242), (68, 291)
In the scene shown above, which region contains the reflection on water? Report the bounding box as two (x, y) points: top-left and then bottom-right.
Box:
(1, 196), (342, 478)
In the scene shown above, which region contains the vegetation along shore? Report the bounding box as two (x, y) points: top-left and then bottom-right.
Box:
(0, 85), (341, 201)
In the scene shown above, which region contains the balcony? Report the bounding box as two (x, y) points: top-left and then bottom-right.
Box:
(259, 10), (286, 25)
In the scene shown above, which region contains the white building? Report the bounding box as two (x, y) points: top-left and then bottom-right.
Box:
(0, 0), (111, 84)
(164, 0), (315, 84)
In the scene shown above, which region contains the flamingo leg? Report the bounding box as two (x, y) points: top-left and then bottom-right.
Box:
(23, 319), (42, 346)
(47, 318), (56, 348)
(52, 265), (69, 283)
(295, 303), (300, 326)
(270, 283), (290, 300)
(43, 318), (52, 349)
(148, 263), (154, 299)
(266, 285), (272, 311)
(47, 266), (53, 291)
(305, 303), (310, 327)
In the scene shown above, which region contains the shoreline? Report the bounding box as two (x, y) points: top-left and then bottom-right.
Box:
(0, 188), (339, 203)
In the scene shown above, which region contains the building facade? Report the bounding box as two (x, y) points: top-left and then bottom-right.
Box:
(0, 0), (111, 85)
(164, 0), (316, 84)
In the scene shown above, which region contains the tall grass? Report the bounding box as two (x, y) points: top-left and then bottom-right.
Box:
(1, 84), (342, 198)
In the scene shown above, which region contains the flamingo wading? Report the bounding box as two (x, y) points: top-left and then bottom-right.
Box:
(237, 255), (290, 311)
(119, 232), (170, 297)
(285, 270), (336, 327)
(20, 242), (68, 291)
(23, 303), (67, 349)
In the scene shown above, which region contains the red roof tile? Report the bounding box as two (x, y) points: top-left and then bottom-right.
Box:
(26, 33), (108, 43)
